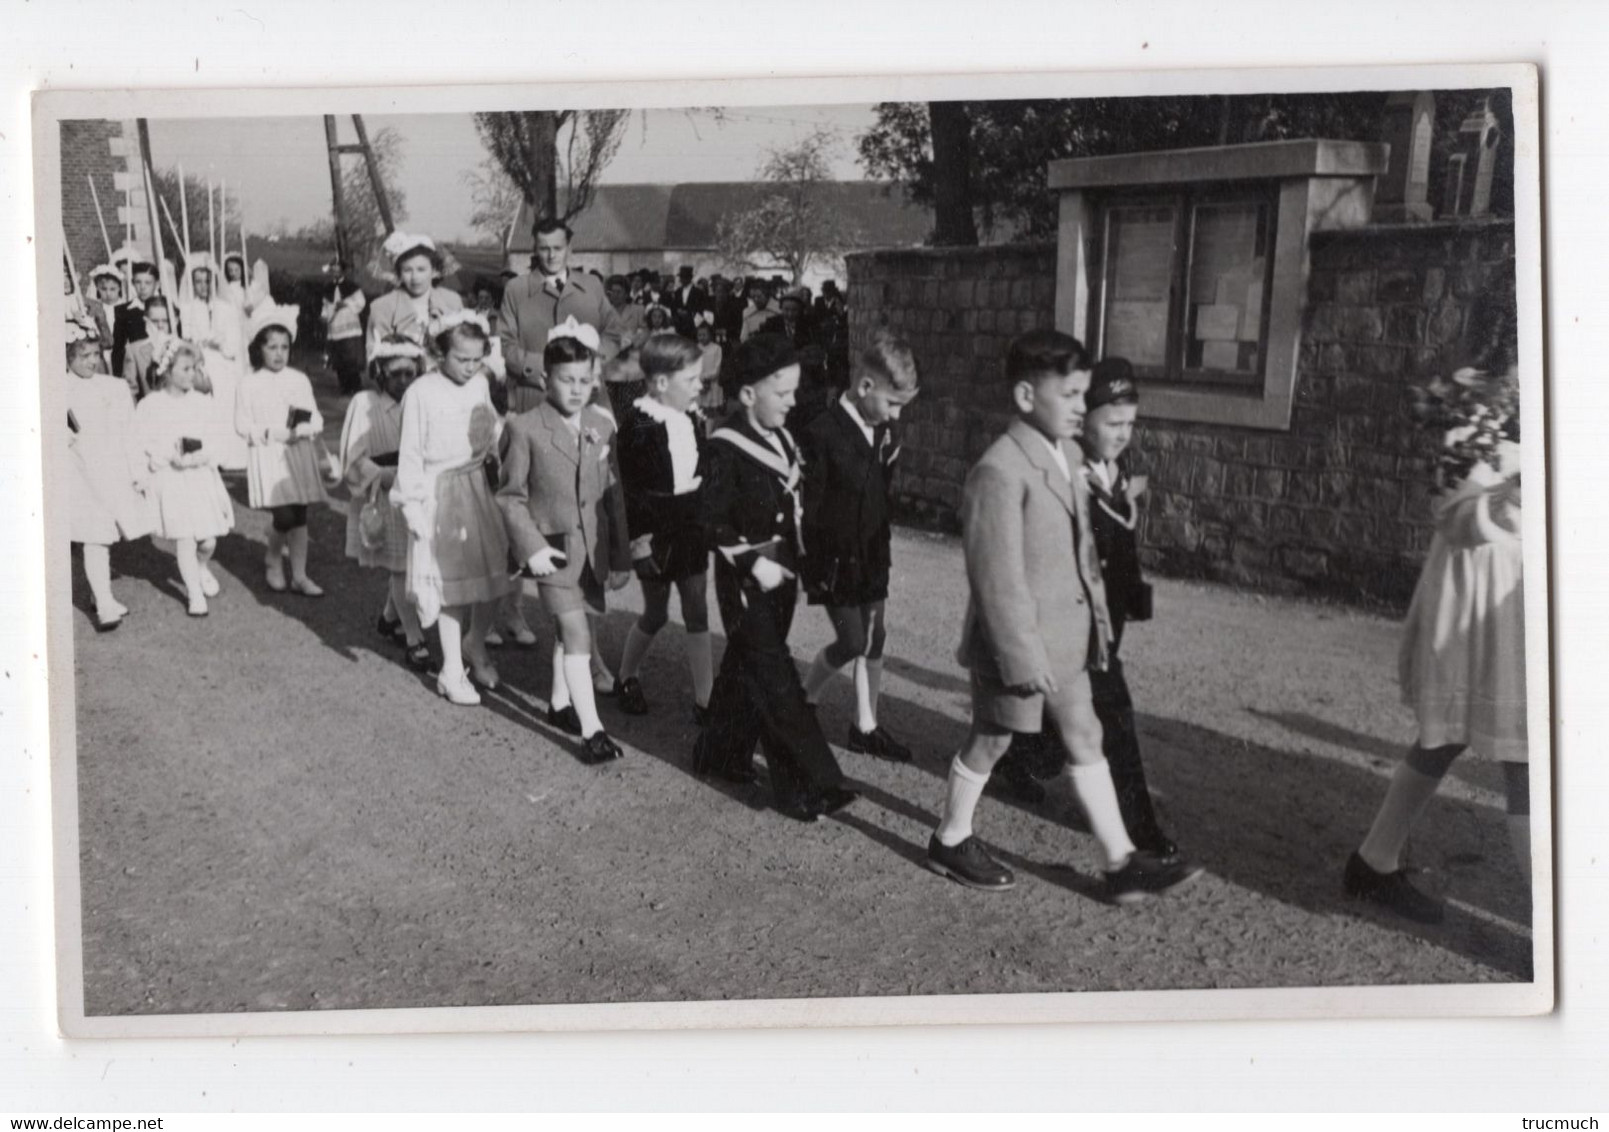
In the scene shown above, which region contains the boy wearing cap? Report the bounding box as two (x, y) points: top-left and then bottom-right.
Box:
(1078, 357), (1183, 860)
(691, 333), (858, 824)
(926, 329), (1201, 903)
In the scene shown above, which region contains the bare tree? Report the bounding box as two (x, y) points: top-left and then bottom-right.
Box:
(473, 110), (629, 227)
(716, 128), (857, 285)
(461, 156), (524, 249)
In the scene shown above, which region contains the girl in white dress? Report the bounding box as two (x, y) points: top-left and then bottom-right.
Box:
(66, 320), (152, 631)
(339, 336), (431, 671)
(236, 302), (329, 596)
(1346, 364), (1527, 924)
(392, 313), (513, 705)
(179, 258), (251, 471)
(132, 339), (236, 617)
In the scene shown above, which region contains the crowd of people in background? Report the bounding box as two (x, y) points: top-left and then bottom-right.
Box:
(61, 216), (1526, 920)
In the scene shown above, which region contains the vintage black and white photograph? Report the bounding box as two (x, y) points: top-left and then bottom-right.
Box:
(34, 66), (1549, 1036)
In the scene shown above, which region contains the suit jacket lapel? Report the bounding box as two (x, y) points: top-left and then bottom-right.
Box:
(1007, 418), (1075, 515)
(538, 401), (580, 467)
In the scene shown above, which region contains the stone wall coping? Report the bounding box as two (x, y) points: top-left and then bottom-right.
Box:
(1047, 139), (1389, 190)
(1309, 216), (1516, 239)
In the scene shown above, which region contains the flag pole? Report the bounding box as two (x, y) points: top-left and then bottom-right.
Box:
(86, 174), (114, 260)
(177, 161), (192, 260)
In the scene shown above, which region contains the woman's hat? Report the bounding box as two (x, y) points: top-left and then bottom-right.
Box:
(731, 333), (798, 389)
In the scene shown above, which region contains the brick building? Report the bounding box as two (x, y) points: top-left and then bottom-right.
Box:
(60, 119), (154, 284)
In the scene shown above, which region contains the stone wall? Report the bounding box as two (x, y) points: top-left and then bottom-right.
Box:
(846, 218), (1517, 609)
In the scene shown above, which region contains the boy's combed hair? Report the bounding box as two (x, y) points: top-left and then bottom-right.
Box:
(533, 217), (573, 242)
(856, 328), (919, 392)
(433, 320), (489, 359)
(1005, 329), (1088, 383)
(638, 332), (703, 379)
(543, 333), (595, 370)
(131, 261), (158, 280)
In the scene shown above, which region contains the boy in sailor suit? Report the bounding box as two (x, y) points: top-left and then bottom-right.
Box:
(690, 334), (857, 824)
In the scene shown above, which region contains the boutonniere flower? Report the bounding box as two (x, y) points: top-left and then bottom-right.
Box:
(583, 426), (601, 446)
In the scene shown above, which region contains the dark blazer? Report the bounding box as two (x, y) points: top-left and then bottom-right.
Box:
(1081, 456), (1151, 636)
(496, 400), (630, 585)
(699, 414), (806, 618)
(800, 398), (898, 606)
(663, 282), (710, 337)
(617, 401), (709, 579)
(110, 300), (147, 378)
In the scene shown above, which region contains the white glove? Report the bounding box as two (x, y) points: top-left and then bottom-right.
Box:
(527, 546), (567, 578)
(751, 557), (794, 593)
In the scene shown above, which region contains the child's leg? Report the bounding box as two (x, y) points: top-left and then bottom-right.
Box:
(1357, 742), (1462, 873)
(464, 600), (496, 665)
(618, 577), (671, 682)
(556, 610), (604, 737)
(80, 543), (118, 613)
(935, 722), (1015, 846)
(282, 507), (318, 588)
(437, 604), (467, 679)
(1502, 760), (1530, 874)
(388, 572), (425, 646)
(264, 526), (286, 581)
(850, 602), (887, 732)
(549, 636), (571, 710)
(588, 612), (615, 687)
(1093, 659), (1168, 847)
(196, 537), (217, 579)
(174, 537), (203, 606)
(1046, 675), (1136, 871)
(804, 604), (868, 704)
(677, 572), (713, 709)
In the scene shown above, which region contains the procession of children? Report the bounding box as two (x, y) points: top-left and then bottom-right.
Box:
(61, 222), (1528, 919)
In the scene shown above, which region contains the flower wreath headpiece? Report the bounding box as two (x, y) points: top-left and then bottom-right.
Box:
(372, 338), (426, 361)
(546, 314), (600, 352)
(65, 316), (100, 345)
(151, 334), (185, 376)
(382, 230), (437, 260)
(87, 263), (122, 286)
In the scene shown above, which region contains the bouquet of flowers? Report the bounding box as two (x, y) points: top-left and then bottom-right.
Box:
(1408, 366), (1520, 487)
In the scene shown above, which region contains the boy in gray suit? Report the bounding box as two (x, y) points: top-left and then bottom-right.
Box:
(926, 330), (1202, 903)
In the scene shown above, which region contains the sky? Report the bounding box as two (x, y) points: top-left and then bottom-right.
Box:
(147, 104), (882, 245)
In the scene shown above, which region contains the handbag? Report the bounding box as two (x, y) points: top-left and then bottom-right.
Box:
(358, 482), (389, 551)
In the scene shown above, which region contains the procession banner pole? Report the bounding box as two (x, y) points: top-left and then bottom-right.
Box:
(62, 224), (86, 319)
(177, 160), (192, 260)
(86, 174), (114, 260)
(208, 176), (216, 265)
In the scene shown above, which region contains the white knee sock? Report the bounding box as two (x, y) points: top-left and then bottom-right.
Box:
(866, 656), (884, 716)
(175, 538), (202, 602)
(618, 623), (657, 681)
(936, 756), (991, 847)
(437, 608), (465, 680)
(1069, 761), (1138, 871)
(852, 657), (878, 732)
(82, 543), (116, 612)
(287, 525), (313, 583)
(550, 641), (571, 709)
(1359, 761), (1445, 873)
(563, 653), (604, 738)
(684, 630), (713, 708)
(804, 647), (842, 704)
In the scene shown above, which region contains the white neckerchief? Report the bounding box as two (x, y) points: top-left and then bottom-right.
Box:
(1088, 458), (1116, 492)
(634, 396), (700, 495)
(1037, 431), (1071, 482)
(838, 394), (876, 447)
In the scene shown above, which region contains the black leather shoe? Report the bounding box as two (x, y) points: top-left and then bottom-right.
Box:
(1105, 850), (1204, 905)
(548, 704), (583, 736)
(776, 798), (823, 823)
(579, 731), (624, 764)
(847, 725), (913, 762)
(1343, 851), (1444, 924)
(1134, 833), (1182, 864)
(615, 676), (649, 716)
(376, 611), (405, 642)
(404, 643), (433, 672)
(925, 835), (1016, 890)
(811, 785), (859, 816)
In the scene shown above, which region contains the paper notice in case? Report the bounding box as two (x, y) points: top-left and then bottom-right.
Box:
(1195, 303), (1242, 341)
(1104, 300), (1168, 366)
(1201, 340), (1242, 371)
(1241, 280), (1265, 338)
